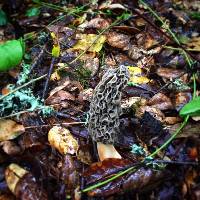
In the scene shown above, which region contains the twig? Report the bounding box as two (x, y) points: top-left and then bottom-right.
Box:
(0, 74), (47, 101)
(25, 121), (86, 129)
(42, 57), (56, 99)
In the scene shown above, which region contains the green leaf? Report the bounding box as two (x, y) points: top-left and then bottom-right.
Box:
(179, 96), (200, 117)
(25, 7), (40, 17)
(0, 39), (25, 71)
(0, 9), (8, 26)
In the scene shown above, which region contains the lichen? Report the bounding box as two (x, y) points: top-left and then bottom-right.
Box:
(0, 84), (54, 117)
(88, 65), (129, 144)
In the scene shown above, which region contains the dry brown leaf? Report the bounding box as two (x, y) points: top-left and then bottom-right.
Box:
(164, 116), (182, 125)
(99, 3), (126, 10)
(49, 77), (71, 97)
(48, 126), (79, 155)
(78, 88), (94, 102)
(46, 90), (75, 105)
(148, 93), (173, 110)
(156, 67), (185, 79)
(106, 31), (130, 50)
(79, 17), (111, 29)
(135, 106), (165, 122)
(175, 92), (192, 111)
(0, 120), (25, 142)
(0, 141), (21, 155)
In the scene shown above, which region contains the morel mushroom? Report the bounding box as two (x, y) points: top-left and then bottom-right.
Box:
(88, 65), (130, 161)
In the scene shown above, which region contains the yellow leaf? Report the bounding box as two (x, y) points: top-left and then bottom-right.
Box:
(72, 34), (106, 52)
(50, 32), (56, 40)
(0, 119), (25, 142)
(52, 45), (60, 57)
(48, 126), (79, 155)
(128, 66), (150, 84)
(50, 71), (60, 81)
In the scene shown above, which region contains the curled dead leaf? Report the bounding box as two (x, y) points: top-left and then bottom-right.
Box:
(5, 163), (48, 200)
(46, 90), (75, 105)
(156, 67), (185, 80)
(79, 18), (110, 30)
(175, 92), (192, 111)
(48, 126), (79, 155)
(135, 106), (165, 122)
(106, 31), (130, 50)
(148, 93), (173, 110)
(0, 141), (21, 155)
(0, 120), (25, 142)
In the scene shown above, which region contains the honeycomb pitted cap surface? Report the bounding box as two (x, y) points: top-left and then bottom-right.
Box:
(88, 65), (130, 144)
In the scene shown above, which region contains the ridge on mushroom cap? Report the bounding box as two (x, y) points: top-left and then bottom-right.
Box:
(88, 65), (130, 144)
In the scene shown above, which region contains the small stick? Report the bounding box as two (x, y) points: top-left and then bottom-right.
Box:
(42, 57), (56, 99)
(25, 121), (86, 129)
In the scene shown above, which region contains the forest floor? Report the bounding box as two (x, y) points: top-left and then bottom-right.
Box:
(0, 0), (200, 199)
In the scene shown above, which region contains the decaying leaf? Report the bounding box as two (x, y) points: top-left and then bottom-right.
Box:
(148, 93), (173, 110)
(0, 141), (21, 155)
(106, 31), (130, 50)
(72, 34), (106, 52)
(83, 159), (131, 185)
(61, 154), (79, 191)
(5, 163), (48, 200)
(156, 67), (185, 80)
(83, 159), (166, 197)
(175, 92), (192, 111)
(0, 119), (25, 142)
(48, 126), (79, 155)
(77, 144), (93, 165)
(186, 37), (200, 51)
(79, 17), (110, 30)
(46, 90), (75, 105)
(135, 105), (165, 122)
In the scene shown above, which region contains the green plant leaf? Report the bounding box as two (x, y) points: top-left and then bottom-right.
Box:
(0, 40), (25, 71)
(25, 7), (40, 17)
(179, 96), (200, 117)
(0, 9), (8, 26)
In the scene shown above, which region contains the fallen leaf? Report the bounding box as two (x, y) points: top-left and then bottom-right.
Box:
(99, 3), (126, 10)
(48, 126), (79, 155)
(175, 92), (192, 111)
(72, 34), (106, 52)
(186, 37), (200, 51)
(156, 67), (185, 80)
(5, 163), (48, 200)
(79, 17), (110, 29)
(61, 154), (79, 190)
(49, 77), (71, 97)
(128, 66), (151, 84)
(77, 144), (93, 165)
(135, 106), (165, 122)
(0, 141), (21, 155)
(46, 90), (75, 105)
(106, 31), (130, 50)
(0, 119), (25, 142)
(148, 93), (173, 110)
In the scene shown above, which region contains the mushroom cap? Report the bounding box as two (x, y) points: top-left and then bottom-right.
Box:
(88, 65), (130, 144)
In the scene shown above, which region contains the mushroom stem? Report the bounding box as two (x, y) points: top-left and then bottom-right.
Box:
(97, 142), (122, 161)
